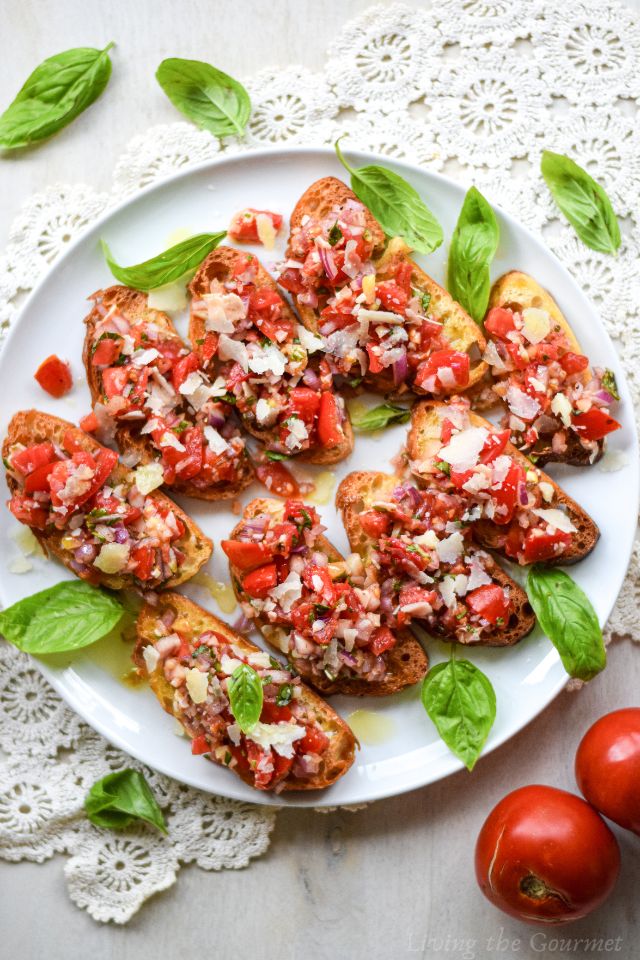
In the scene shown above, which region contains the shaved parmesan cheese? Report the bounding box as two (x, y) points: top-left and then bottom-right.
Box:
(440, 427), (488, 472)
(532, 508), (577, 534)
(248, 344), (287, 377)
(255, 397), (278, 426)
(522, 307), (551, 344)
(483, 340), (509, 373)
(131, 347), (160, 367)
(245, 720), (306, 758)
(179, 371), (205, 396)
(142, 645), (160, 673)
(203, 290), (246, 333)
(284, 417), (308, 451)
(256, 213), (278, 249)
(466, 559), (492, 592)
(538, 481), (555, 502)
(218, 334), (249, 372)
(506, 384), (540, 421)
(439, 577), (457, 610)
(361, 273), (376, 304)
(551, 392), (572, 427)
(357, 308), (405, 325)
(93, 542), (130, 574)
(186, 667), (209, 704)
(270, 571), (303, 613)
(204, 425), (229, 455)
(436, 531), (465, 564)
(134, 462), (165, 494)
(159, 431), (185, 452)
(220, 654), (243, 675)
(414, 529), (439, 549)
(296, 324), (325, 354)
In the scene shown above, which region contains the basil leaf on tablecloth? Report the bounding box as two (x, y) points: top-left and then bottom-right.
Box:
(0, 580), (124, 654)
(0, 43), (114, 150)
(101, 232), (226, 291)
(85, 769), (167, 833)
(351, 402), (411, 432)
(228, 663), (263, 732)
(540, 150), (621, 255)
(527, 565), (605, 681)
(335, 138), (443, 254)
(447, 186), (499, 324)
(421, 652), (496, 771)
(156, 58), (251, 138)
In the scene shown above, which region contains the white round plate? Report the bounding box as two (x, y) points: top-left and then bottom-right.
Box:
(0, 148), (636, 807)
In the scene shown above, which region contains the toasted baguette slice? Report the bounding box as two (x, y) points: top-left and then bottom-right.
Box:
(189, 247), (353, 466)
(134, 592), (356, 792)
(486, 271), (604, 466)
(3, 410), (212, 590)
(286, 178), (487, 396)
(83, 285), (254, 500)
(407, 400), (599, 565)
(228, 497), (428, 695)
(337, 471), (535, 647)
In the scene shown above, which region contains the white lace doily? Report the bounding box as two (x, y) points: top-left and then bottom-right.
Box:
(1, 0), (640, 925)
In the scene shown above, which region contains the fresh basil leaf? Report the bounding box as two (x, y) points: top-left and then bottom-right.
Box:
(328, 222), (342, 246)
(540, 150), (621, 255)
(602, 369), (620, 401)
(335, 138), (443, 254)
(0, 43), (114, 150)
(228, 663), (263, 732)
(447, 186), (499, 324)
(101, 232), (226, 291)
(265, 451), (289, 461)
(527, 565), (605, 681)
(156, 58), (251, 138)
(421, 653), (496, 771)
(85, 769), (167, 833)
(0, 581), (124, 655)
(351, 402), (411, 432)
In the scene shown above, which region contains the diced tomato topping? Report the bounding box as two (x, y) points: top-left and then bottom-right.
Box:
(242, 563), (278, 599)
(200, 332), (219, 366)
(10, 443), (55, 476)
(480, 429), (511, 464)
(288, 386), (321, 425)
(255, 461), (300, 499)
(226, 362), (251, 390)
(394, 261), (413, 295)
(360, 509), (391, 538)
(491, 460), (526, 525)
(131, 544), (155, 580)
(450, 468), (473, 489)
(79, 411), (99, 433)
(485, 307), (516, 339)
(272, 753), (294, 781)
(317, 392), (343, 447)
(302, 564), (334, 603)
(366, 343), (384, 374)
(92, 338), (120, 366)
(221, 539), (274, 572)
(298, 725), (329, 755)
(571, 409), (621, 441)
(171, 352), (199, 392)
(522, 528), (573, 563)
(466, 584), (510, 625)
(23, 461), (57, 493)
(415, 350), (470, 391)
(228, 208), (283, 243)
(320, 291), (357, 330)
(260, 701), (293, 724)
(370, 626), (396, 656)
(441, 418), (455, 444)
(559, 351), (589, 375)
(289, 601), (315, 634)
(191, 735), (210, 755)
(249, 287), (294, 342)
(102, 366), (130, 398)
(34, 355), (72, 398)
(376, 280), (408, 315)
(8, 495), (48, 530)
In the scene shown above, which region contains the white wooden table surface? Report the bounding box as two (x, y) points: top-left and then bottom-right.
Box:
(1, 2), (639, 957)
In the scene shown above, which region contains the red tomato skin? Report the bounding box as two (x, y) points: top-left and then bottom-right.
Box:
(475, 785), (620, 926)
(255, 461), (300, 499)
(575, 708), (640, 836)
(317, 392), (343, 447)
(34, 355), (73, 398)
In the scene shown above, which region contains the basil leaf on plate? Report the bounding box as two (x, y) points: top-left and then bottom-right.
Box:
(421, 651), (496, 771)
(335, 138), (443, 255)
(0, 43), (114, 150)
(101, 231), (226, 291)
(351, 402), (411, 432)
(156, 58), (251, 137)
(228, 663), (263, 732)
(540, 150), (621, 255)
(0, 580), (124, 655)
(601, 369), (620, 401)
(447, 186), (499, 324)
(527, 565), (605, 681)
(85, 769), (167, 833)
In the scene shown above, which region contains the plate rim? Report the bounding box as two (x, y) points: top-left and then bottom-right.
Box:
(1, 144), (637, 807)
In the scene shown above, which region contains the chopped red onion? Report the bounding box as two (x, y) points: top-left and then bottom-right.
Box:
(74, 543), (97, 564)
(302, 367), (320, 389)
(392, 349), (409, 386)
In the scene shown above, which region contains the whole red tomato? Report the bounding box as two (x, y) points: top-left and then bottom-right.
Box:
(575, 707), (640, 835)
(475, 785), (620, 925)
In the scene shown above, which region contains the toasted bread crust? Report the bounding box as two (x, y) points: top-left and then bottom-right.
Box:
(189, 247), (354, 466)
(228, 497), (428, 695)
(407, 400), (600, 565)
(134, 592), (356, 791)
(336, 470), (535, 647)
(3, 410), (212, 590)
(486, 271), (604, 467)
(83, 285), (254, 500)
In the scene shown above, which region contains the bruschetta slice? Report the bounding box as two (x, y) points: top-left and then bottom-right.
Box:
(134, 592), (356, 792)
(407, 398), (600, 566)
(337, 471), (535, 648)
(83, 286), (254, 500)
(189, 247), (353, 464)
(480, 271), (621, 466)
(222, 497), (428, 695)
(3, 411), (212, 589)
(278, 176), (487, 397)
